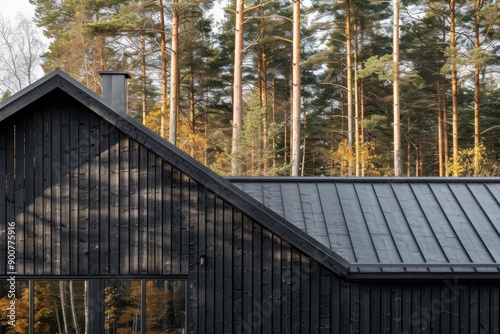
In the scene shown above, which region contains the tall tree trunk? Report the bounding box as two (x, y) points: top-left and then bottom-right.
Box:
(232, 0), (244, 176)
(345, 0), (353, 176)
(169, 1), (180, 145)
(437, 80), (444, 176)
(354, 20), (360, 176)
(393, 0), (402, 176)
(60, 282), (69, 334)
(141, 35), (147, 125)
(473, 0), (484, 175)
(291, 0), (301, 176)
(190, 70), (196, 157)
(158, 0), (168, 138)
(450, 0), (459, 176)
(69, 281), (80, 334)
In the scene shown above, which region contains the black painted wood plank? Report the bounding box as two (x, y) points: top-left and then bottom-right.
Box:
(223, 202), (233, 333)
(109, 122), (120, 275)
(319, 267), (331, 333)
(15, 118), (26, 275)
(470, 284), (479, 333)
(181, 174), (190, 275)
(119, 132), (130, 275)
(129, 140), (140, 275)
(147, 151), (157, 274)
(439, 284), (450, 334)
(411, 284), (421, 333)
(5, 126), (15, 274)
(69, 105), (79, 275)
(381, 284), (391, 334)
(391, 284), (402, 334)
(88, 113), (100, 275)
(370, 283), (381, 332)
(154, 156), (163, 274)
(401, 285), (412, 334)
(77, 109), (90, 275)
(233, 210), (243, 333)
(197, 186), (207, 334)
(421, 283), (431, 334)
(205, 190), (216, 333)
(189, 178), (199, 333)
(272, 234), (282, 333)
(310, 260), (320, 333)
(281, 240), (291, 334)
(490, 285), (499, 333)
(252, 222), (263, 334)
(460, 286), (470, 332)
(98, 115), (110, 275)
(43, 107), (52, 275)
(162, 162), (172, 274)
(137, 143), (147, 274)
(214, 197), (224, 333)
(298, 253), (311, 333)
(479, 285), (489, 334)
(290, 247), (300, 333)
(331, 275), (341, 332)
(242, 215), (253, 333)
(171, 168), (181, 274)
(350, 281), (360, 333)
(360, 283), (370, 333)
(443, 280), (460, 333)
(0, 126), (6, 274)
(340, 280), (350, 333)
(24, 113), (35, 275)
(60, 105), (70, 276)
(261, 228), (273, 334)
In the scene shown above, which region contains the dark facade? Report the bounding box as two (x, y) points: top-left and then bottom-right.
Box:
(0, 70), (499, 333)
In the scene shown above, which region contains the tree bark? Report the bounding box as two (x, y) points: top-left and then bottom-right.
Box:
(291, 0), (301, 176)
(231, 0), (244, 176)
(169, 1), (180, 145)
(393, 0), (402, 176)
(345, 0), (353, 176)
(450, 0), (459, 176)
(473, 0), (484, 175)
(158, 0), (168, 138)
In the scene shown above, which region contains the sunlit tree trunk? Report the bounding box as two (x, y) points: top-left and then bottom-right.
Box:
(291, 0), (301, 176)
(354, 20), (360, 176)
(158, 0), (168, 138)
(473, 0), (484, 175)
(232, 0), (244, 176)
(69, 281), (80, 334)
(450, 0), (459, 176)
(60, 282), (69, 334)
(345, 0), (353, 176)
(141, 35), (147, 125)
(393, 0), (402, 176)
(169, 0), (180, 145)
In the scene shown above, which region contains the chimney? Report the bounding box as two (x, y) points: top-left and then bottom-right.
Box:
(99, 71), (131, 115)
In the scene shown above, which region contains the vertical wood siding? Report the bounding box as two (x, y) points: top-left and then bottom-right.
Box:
(0, 92), (499, 333)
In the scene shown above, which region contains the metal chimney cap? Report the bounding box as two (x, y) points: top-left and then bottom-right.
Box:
(99, 71), (131, 79)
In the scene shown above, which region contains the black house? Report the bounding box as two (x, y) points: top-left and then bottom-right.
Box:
(0, 70), (499, 333)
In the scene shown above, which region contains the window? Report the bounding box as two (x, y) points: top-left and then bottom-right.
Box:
(0, 279), (186, 334)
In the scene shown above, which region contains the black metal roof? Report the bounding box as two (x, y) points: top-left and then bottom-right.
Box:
(0, 70), (349, 277)
(229, 177), (500, 276)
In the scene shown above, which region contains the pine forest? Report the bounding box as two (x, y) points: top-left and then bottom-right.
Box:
(1, 0), (499, 177)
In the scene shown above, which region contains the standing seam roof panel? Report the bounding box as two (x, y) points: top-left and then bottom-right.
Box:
(336, 183), (377, 263)
(373, 184), (425, 264)
(317, 183), (356, 262)
(297, 183), (330, 248)
(393, 183), (448, 264)
(430, 183), (494, 264)
(410, 183), (471, 264)
(354, 183), (401, 264)
(449, 183), (500, 263)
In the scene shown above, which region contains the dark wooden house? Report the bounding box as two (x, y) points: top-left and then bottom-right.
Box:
(0, 70), (499, 333)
